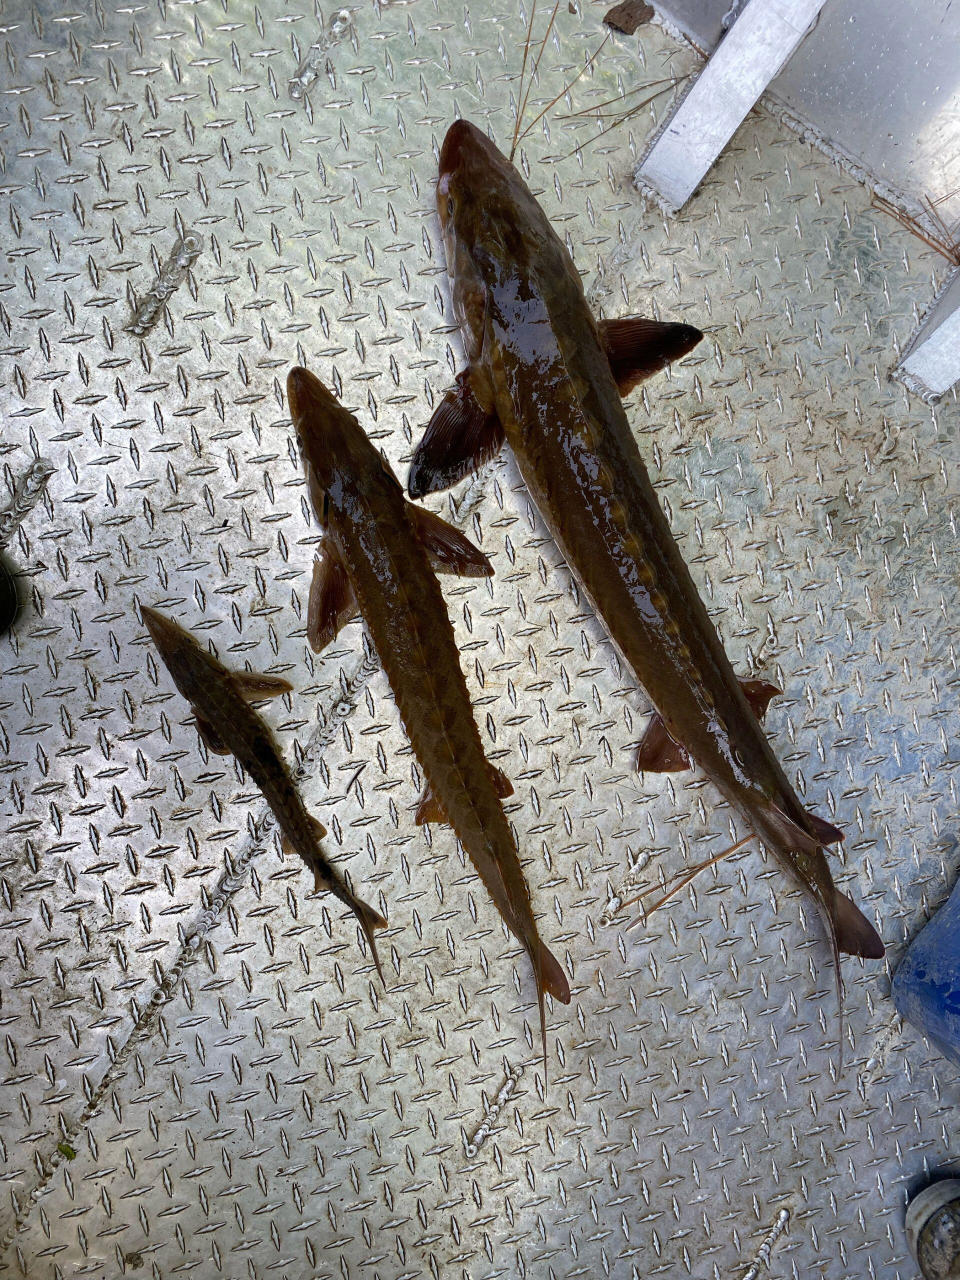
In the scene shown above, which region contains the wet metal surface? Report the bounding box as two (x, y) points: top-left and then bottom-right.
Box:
(0, 2), (958, 1279)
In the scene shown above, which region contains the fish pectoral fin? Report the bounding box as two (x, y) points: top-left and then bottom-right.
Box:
(406, 502), (494, 578)
(407, 369), (505, 499)
(740, 678), (781, 722)
(192, 713), (231, 756)
(636, 713), (692, 772)
(599, 316), (704, 396)
(415, 764), (513, 825)
(308, 545), (358, 653)
(233, 671), (294, 703)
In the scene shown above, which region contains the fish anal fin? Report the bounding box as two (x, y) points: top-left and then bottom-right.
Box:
(282, 814), (328, 863)
(407, 502), (494, 578)
(233, 671), (293, 703)
(599, 317), (704, 396)
(833, 890), (885, 959)
(308, 546), (358, 654)
(637, 713), (692, 773)
(740, 678), (781, 722)
(408, 370), (505, 499)
(193, 713), (231, 756)
(492, 766), (514, 800)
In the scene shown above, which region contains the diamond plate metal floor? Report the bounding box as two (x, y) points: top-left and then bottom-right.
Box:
(0, 2), (957, 1278)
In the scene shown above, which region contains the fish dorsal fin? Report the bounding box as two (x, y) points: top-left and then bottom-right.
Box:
(415, 763), (513, 825)
(408, 370), (505, 499)
(739, 678), (781, 722)
(406, 502), (494, 578)
(308, 545), (359, 654)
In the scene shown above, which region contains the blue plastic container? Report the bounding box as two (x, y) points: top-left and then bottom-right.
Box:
(892, 875), (960, 1070)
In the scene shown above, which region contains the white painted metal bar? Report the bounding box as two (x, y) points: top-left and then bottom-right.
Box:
(896, 270), (960, 400)
(637, 0), (829, 211)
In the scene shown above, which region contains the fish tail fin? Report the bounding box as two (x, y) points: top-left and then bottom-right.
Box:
(537, 938), (571, 1004)
(529, 937), (570, 1084)
(760, 801), (884, 1064)
(534, 949), (549, 1084)
(830, 887), (885, 959)
(824, 892), (884, 1071)
(761, 802), (885, 957)
(346, 892), (387, 982)
(825, 897), (846, 1072)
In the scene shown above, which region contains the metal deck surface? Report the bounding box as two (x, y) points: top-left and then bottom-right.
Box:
(0, 3), (957, 1278)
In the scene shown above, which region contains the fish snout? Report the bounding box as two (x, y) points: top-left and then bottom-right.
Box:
(439, 118), (486, 177)
(287, 365), (340, 424)
(141, 605), (180, 652)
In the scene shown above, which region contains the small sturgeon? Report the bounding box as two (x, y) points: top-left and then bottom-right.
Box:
(142, 606), (385, 970)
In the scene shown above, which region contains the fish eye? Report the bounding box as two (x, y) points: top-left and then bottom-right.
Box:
(446, 196), (454, 218)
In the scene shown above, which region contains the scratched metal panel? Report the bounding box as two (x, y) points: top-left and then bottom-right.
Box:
(0, 3), (957, 1279)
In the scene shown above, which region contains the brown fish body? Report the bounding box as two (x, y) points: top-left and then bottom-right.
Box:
(324, 440), (517, 887)
(141, 606), (385, 963)
(416, 119), (883, 965)
(286, 368), (570, 1035)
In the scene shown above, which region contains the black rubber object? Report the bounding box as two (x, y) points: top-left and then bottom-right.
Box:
(0, 554), (19, 636)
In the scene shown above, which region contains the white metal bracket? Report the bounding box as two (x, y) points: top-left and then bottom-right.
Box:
(894, 269), (960, 401)
(636, 0), (829, 211)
